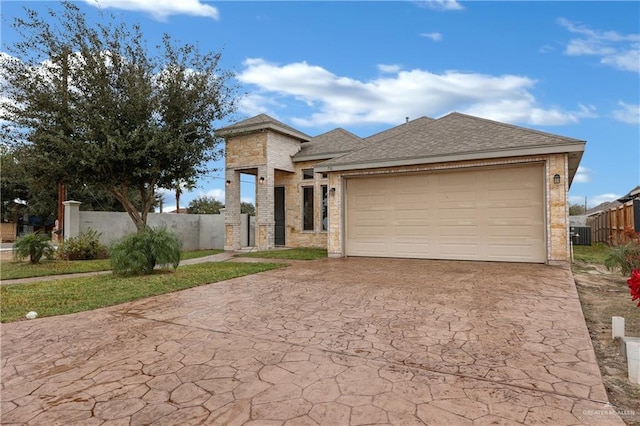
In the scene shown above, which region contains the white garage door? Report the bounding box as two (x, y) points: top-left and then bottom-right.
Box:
(346, 165), (545, 262)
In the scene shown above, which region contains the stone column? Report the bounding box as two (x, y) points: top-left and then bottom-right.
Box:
(63, 200), (82, 240)
(224, 169), (241, 250)
(255, 165), (275, 250)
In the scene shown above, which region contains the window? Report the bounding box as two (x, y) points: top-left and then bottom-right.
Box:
(321, 172), (328, 179)
(303, 186), (314, 231)
(302, 169), (314, 180)
(321, 185), (328, 231)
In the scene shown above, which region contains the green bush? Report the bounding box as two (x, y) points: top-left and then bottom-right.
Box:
(13, 232), (55, 264)
(110, 227), (182, 276)
(58, 229), (109, 260)
(604, 241), (640, 276)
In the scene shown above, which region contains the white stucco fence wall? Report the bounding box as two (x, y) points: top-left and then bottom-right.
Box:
(62, 201), (254, 250)
(77, 211), (226, 251)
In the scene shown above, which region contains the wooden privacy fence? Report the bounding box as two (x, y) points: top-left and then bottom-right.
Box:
(0, 222), (17, 242)
(588, 199), (640, 245)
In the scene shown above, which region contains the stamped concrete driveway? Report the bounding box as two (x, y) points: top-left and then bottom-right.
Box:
(1, 258), (623, 425)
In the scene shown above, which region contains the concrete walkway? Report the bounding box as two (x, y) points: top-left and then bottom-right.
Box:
(1, 258), (624, 425)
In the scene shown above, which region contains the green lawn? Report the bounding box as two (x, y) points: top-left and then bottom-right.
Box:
(0, 261), (284, 322)
(237, 247), (327, 260)
(1, 249), (224, 280)
(573, 243), (611, 265)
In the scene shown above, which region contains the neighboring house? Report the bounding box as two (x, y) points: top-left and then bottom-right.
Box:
(218, 112), (585, 264)
(618, 185), (640, 203)
(586, 201), (622, 218)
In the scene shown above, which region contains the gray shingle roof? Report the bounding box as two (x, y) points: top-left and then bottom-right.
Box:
(293, 128), (366, 161)
(317, 112), (585, 169)
(586, 200), (622, 216)
(217, 113), (311, 141)
(365, 116), (435, 144)
(618, 185), (640, 202)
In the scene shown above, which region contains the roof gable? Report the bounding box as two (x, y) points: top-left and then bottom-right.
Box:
(293, 128), (366, 162)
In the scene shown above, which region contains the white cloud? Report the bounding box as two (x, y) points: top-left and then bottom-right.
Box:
(558, 18), (640, 73)
(613, 101), (640, 125)
(421, 32), (443, 42)
(203, 188), (225, 203)
(587, 193), (622, 208)
(378, 64), (402, 74)
(416, 0), (464, 11)
(238, 94), (285, 118)
(238, 58), (598, 128)
(84, 0), (219, 21)
(570, 193), (622, 208)
(572, 166), (592, 184)
(161, 204), (177, 213)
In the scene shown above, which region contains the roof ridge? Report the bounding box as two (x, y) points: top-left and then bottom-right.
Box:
(445, 112), (585, 143)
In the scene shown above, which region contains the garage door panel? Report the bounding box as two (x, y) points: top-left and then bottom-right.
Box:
(439, 243), (479, 256)
(437, 190), (479, 202)
(439, 227), (478, 238)
(353, 242), (389, 255)
(395, 225), (430, 236)
(488, 188), (532, 201)
(438, 208), (478, 220)
(488, 243), (543, 260)
(346, 165), (545, 262)
(396, 245), (430, 257)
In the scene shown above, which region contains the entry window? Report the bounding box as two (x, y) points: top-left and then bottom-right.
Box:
(303, 186), (314, 231)
(302, 169), (314, 180)
(321, 185), (328, 231)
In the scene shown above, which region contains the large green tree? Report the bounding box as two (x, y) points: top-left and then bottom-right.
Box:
(1, 2), (237, 231)
(1, 144), (153, 222)
(187, 196), (224, 214)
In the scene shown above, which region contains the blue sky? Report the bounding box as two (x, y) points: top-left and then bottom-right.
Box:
(2, 0), (639, 212)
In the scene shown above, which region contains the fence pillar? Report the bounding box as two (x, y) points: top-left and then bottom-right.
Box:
(63, 200), (82, 240)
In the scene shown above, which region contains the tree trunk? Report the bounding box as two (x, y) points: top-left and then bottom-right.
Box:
(109, 185), (146, 232)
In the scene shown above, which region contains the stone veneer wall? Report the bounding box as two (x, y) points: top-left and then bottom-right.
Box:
(326, 154), (572, 263)
(547, 153), (570, 262)
(226, 133), (267, 169)
(224, 132), (268, 250)
(274, 160), (328, 248)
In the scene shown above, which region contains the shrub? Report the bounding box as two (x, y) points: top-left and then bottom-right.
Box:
(110, 226), (182, 275)
(13, 232), (55, 264)
(58, 229), (109, 260)
(604, 241), (640, 276)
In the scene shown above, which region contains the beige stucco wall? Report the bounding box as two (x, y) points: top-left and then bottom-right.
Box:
(325, 154), (572, 263)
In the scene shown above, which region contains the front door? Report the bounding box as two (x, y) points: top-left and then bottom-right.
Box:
(274, 187), (285, 246)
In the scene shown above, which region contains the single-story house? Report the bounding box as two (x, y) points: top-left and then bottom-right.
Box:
(218, 112), (585, 264)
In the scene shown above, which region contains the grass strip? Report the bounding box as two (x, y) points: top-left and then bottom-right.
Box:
(237, 247), (327, 260)
(1, 249), (224, 280)
(1, 261), (284, 322)
(572, 243), (611, 265)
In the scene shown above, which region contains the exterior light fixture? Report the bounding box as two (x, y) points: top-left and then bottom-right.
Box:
(259, 177), (265, 184)
(330, 187), (336, 195)
(553, 174), (561, 185)
(226, 179), (231, 186)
